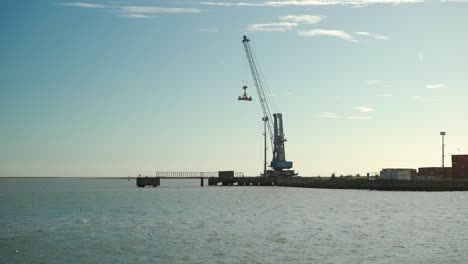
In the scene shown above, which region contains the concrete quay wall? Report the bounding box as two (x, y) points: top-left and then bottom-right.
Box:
(276, 177), (368, 189)
(208, 177), (275, 186)
(276, 177), (468, 191)
(368, 179), (468, 191)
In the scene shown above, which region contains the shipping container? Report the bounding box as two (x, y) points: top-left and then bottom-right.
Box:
(452, 155), (468, 179)
(418, 167), (452, 178)
(380, 168), (416, 180)
(218, 171), (235, 178)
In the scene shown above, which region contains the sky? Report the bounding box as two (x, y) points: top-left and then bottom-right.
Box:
(0, 0), (467, 177)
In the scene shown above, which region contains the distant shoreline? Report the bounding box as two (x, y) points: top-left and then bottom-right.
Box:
(0, 177), (134, 179)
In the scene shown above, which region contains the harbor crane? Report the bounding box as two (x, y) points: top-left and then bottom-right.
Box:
(239, 35), (296, 177)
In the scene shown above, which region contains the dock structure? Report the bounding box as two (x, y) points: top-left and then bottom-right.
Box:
(136, 171), (468, 191)
(136, 171), (244, 187)
(368, 178), (468, 191)
(208, 177), (275, 186)
(136, 177), (160, 187)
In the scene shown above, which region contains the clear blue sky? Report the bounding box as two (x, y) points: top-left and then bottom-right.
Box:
(1, 0), (467, 177)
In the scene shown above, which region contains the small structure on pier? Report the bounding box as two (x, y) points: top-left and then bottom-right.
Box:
(136, 176), (160, 187)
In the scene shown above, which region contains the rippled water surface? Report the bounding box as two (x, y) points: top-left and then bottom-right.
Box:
(1, 178), (468, 264)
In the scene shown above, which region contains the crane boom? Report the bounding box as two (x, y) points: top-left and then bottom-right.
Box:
(242, 35), (274, 151)
(241, 35), (295, 177)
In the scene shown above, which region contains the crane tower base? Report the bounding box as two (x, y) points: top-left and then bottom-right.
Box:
(263, 170), (297, 178)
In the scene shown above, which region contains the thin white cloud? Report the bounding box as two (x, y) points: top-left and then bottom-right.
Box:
(118, 6), (201, 14)
(59, 2), (201, 18)
(425, 84), (447, 89)
(200, 27), (219, 32)
(248, 14), (324, 32)
(374, 35), (390, 40)
(347, 116), (373, 119)
(355, 31), (371, 36)
(279, 15), (325, 24)
(354, 106), (374, 112)
(366, 80), (380, 85)
(199, 0), (423, 7)
(355, 31), (389, 40)
(59, 2), (107, 8)
(411, 96), (437, 103)
(319, 112), (338, 118)
(298, 29), (358, 42)
(198, 1), (264, 6)
(248, 22), (298, 32)
(119, 14), (152, 18)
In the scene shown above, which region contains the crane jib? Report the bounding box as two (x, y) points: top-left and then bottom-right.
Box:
(242, 36), (274, 151)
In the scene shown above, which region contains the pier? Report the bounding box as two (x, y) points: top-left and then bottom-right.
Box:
(137, 173), (468, 191)
(136, 171), (244, 187)
(208, 177), (275, 186)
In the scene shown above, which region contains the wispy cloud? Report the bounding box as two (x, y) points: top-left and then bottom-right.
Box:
(354, 106), (374, 112)
(245, 16), (386, 43)
(366, 80), (381, 85)
(411, 96), (437, 103)
(248, 22), (298, 32)
(247, 14), (324, 32)
(119, 14), (152, 18)
(279, 15), (325, 24)
(297, 29), (358, 42)
(355, 31), (389, 40)
(319, 112), (338, 118)
(59, 2), (106, 8)
(200, 27), (219, 32)
(198, 1), (264, 6)
(425, 84), (447, 89)
(118, 6), (200, 14)
(59, 2), (201, 18)
(347, 116), (373, 120)
(199, 0), (423, 7)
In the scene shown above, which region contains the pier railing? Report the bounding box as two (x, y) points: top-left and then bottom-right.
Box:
(153, 171), (244, 178)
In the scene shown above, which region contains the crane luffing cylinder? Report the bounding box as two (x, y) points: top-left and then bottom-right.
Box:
(240, 35), (293, 173)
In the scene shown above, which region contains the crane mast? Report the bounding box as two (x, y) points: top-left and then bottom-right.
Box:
(241, 35), (295, 177)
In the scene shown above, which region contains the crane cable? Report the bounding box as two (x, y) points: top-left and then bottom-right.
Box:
(242, 44), (248, 87)
(249, 43), (280, 115)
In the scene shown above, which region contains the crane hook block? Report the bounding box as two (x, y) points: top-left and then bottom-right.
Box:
(238, 85), (252, 101)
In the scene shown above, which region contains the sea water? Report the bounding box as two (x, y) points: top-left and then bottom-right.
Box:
(1, 178), (467, 264)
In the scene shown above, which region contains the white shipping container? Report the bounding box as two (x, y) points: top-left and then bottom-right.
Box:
(380, 168), (414, 180)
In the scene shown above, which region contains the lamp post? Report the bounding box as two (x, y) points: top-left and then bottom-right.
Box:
(262, 116), (268, 177)
(440, 132), (446, 169)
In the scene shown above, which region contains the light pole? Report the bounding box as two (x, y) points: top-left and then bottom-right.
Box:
(262, 116), (268, 177)
(440, 132), (446, 168)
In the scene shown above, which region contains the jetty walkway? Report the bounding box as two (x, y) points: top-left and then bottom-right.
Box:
(136, 171), (244, 187)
